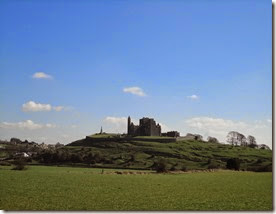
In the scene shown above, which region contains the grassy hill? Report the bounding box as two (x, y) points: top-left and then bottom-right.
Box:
(66, 137), (272, 171)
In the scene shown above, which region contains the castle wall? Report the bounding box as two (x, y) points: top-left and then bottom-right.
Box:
(128, 117), (162, 136)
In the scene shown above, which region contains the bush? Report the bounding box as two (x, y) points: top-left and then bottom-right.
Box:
(12, 158), (27, 170)
(247, 164), (272, 172)
(226, 158), (240, 171)
(207, 159), (219, 169)
(170, 166), (176, 171)
(103, 158), (113, 164)
(256, 159), (263, 164)
(181, 166), (187, 172)
(207, 163), (219, 169)
(0, 161), (11, 166)
(153, 158), (168, 173)
(93, 152), (103, 163)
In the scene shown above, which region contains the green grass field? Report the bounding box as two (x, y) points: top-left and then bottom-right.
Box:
(0, 165), (272, 211)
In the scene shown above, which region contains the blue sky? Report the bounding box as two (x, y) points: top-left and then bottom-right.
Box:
(0, 0), (272, 147)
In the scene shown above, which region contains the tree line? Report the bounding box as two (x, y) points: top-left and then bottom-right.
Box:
(226, 131), (257, 148)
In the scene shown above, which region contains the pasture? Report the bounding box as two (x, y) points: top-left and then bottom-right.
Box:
(0, 166), (272, 211)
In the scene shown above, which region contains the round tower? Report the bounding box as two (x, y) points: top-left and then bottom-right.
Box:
(127, 116), (131, 135)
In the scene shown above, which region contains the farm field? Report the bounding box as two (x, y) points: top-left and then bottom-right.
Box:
(0, 165), (272, 211)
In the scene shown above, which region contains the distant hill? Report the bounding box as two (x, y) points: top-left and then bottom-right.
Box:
(66, 135), (272, 171)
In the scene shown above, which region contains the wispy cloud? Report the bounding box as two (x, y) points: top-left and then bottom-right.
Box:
(187, 95), (199, 100)
(123, 87), (146, 97)
(103, 116), (127, 133)
(53, 106), (64, 112)
(158, 123), (170, 132)
(0, 120), (56, 130)
(32, 72), (52, 79)
(22, 101), (65, 112)
(104, 116), (127, 125)
(185, 117), (247, 131)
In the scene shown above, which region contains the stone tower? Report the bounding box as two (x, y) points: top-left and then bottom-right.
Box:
(127, 116), (131, 135)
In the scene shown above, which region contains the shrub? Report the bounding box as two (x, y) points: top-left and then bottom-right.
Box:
(258, 164), (272, 172)
(153, 158), (168, 173)
(181, 166), (187, 172)
(207, 163), (219, 169)
(207, 159), (219, 169)
(226, 158), (240, 171)
(256, 159), (263, 164)
(207, 136), (219, 144)
(93, 152), (103, 163)
(12, 158), (27, 170)
(247, 164), (272, 172)
(103, 158), (113, 164)
(170, 166), (176, 171)
(71, 153), (83, 163)
(0, 161), (11, 166)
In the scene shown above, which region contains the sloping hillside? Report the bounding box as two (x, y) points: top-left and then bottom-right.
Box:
(66, 138), (272, 171)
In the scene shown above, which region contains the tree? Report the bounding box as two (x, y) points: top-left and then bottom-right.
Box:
(226, 158), (240, 171)
(258, 144), (271, 150)
(93, 152), (102, 163)
(238, 133), (247, 146)
(247, 135), (257, 148)
(226, 131), (246, 146)
(227, 131), (237, 145)
(207, 136), (219, 144)
(55, 142), (64, 148)
(10, 138), (22, 144)
(40, 151), (53, 163)
(12, 158), (27, 170)
(194, 134), (203, 141)
(85, 152), (94, 164)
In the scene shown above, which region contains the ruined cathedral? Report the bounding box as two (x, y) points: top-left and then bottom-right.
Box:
(127, 116), (161, 136)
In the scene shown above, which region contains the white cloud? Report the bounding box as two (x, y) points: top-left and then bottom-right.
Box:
(187, 95), (199, 100)
(267, 119), (272, 123)
(184, 117), (272, 147)
(0, 120), (56, 130)
(22, 101), (51, 112)
(32, 72), (52, 79)
(123, 87), (146, 97)
(22, 101), (65, 112)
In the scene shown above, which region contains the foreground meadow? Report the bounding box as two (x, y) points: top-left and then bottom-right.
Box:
(0, 166), (272, 211)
